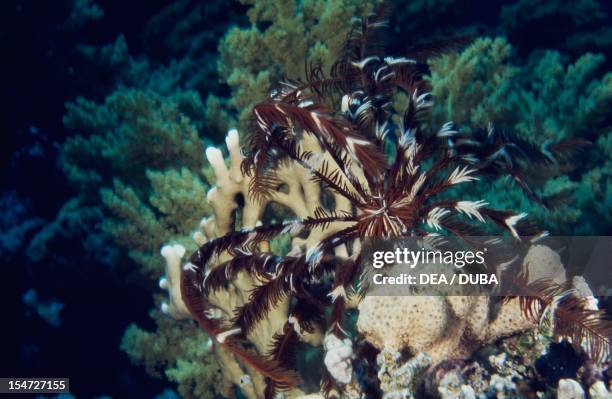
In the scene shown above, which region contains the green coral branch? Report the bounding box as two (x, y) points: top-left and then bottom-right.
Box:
(429, 37), (612, 234)
(122, 308), (221, 399)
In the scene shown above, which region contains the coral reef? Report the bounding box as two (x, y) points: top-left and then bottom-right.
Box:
(157, 128), (604, 397)
(155, 9), (610, 398)
(54, 2), (374, 392)
(160, 128), (609, 397)
(157, 129), (345, 398)
(38, 0), (611, 397)
(59, 89), (224, 395)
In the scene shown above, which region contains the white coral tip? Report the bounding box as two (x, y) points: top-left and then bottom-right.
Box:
(159, 277), (169, 290)
(161, 245), (173, 258)
(161, 302), (170, 314)
(173, 244), (186, 258)
(205, 146), (223, 165)
(226, 128), (239, 148)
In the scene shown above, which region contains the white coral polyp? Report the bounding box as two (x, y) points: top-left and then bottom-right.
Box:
(323, 333), (354, 385)
(159, 244), (190, 319)
(161, 243), (185, 260)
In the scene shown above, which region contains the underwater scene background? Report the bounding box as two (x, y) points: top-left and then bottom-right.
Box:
(1, 0), (611, 398)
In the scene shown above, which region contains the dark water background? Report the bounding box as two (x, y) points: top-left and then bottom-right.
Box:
(1, 0), (610, 397)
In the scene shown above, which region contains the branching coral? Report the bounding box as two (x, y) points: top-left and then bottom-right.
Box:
(99, 167), (209, 275)
(122, 310), (221, 399)
(429, 38), (518, 130)
(159, 128), (349, 398)
(57, 88), (227, 396)
(157, 9), (611, 399)
(429, 37), (612, 234)
(218, 0), (375, 127)
(61, 89), (212, 275)
(62, 89), (206, 190)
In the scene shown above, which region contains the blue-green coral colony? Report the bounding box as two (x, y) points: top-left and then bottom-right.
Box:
(4, 0), (611, 398)
(72, 1), (612, 397)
